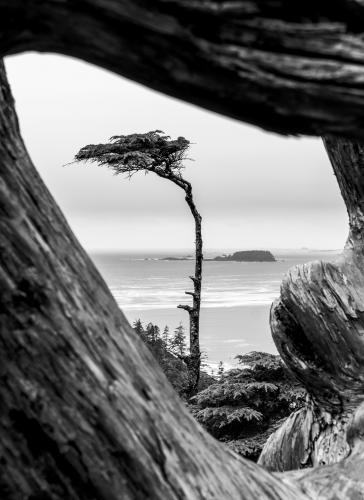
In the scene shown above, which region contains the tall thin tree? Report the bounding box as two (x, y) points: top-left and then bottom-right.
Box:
(73, 130), (203, 396)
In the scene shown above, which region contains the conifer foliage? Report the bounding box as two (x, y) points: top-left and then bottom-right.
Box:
(133, 319), (213, 396)
(133, 319), (187, 395)
(190, 352), (306, 461)
(135, 316), (305, 462)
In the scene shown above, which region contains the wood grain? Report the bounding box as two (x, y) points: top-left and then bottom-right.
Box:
(260, 137), (364, 475)
(3, 1), (364, 137)
(0, 60), (306, 500)
(1, 1), (364, 497)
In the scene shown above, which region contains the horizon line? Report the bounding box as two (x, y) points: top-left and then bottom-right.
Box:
(89, 247), (341, 254)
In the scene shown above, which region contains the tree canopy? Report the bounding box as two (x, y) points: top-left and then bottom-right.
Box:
(74, 130), (190, 179)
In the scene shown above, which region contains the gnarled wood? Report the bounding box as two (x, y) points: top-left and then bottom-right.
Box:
(4, 1), (364, 137)
(260, 136), (364, 472)
(2, 49), (364, 498)
(2, 1), (364, 497)
(0, 60), (308, 500)
(2, 52), (364, 497)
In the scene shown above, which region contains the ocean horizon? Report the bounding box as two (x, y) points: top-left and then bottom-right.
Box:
(91, 248), (340, 369)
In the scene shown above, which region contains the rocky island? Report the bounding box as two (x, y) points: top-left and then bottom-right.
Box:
(211, 250), (276, 262)
(160, 255), (193, 261)
(160, 250), (276, 262)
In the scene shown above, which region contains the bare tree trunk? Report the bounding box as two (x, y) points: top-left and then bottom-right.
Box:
(179, 184), (203, 397)
(152, 168), (203, 396)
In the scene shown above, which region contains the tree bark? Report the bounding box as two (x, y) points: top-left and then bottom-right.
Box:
(148, 168), (203, 397)
(0, 60), (305, 500)
(2, 1), (364, 497)
(4, 1), (364, 138)
(178, 183), (203, 397)
(3, 49), (364, 498)
(259, 136), (364, 474)
(2, 52), (364, 498)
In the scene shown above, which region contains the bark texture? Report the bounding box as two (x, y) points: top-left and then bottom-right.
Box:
(2, 1), (364, 497)
(2, 51), (364, 498)
(4, 1), (364, 137)
(260, 137), (364, 473)
(177, 181), (203, 397)
(0, 60), (306, 500)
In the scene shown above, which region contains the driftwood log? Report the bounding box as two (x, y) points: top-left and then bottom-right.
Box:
(3, 1), (364, 138)
(2, 1), (364, 499)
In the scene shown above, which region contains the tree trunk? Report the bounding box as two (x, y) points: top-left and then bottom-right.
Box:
(3, 1), (364, 138)
(3, 53), (364, 498)
(184, 187), (203, 397)
(2, 1), (364, 497)
(259, 136), (364, 474)
(0, 59), (304, 500)
(157, 171), (203, 397)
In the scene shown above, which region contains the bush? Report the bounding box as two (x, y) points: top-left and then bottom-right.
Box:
(134, 319), (305, 462)
(189, 351), (306, 461)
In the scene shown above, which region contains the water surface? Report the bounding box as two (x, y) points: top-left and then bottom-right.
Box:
(91, 249), (340, 368)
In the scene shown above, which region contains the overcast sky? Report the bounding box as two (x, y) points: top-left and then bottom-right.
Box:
(5, 53), (348, 252)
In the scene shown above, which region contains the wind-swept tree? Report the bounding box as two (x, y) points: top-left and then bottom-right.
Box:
(74, 130), (203, 396)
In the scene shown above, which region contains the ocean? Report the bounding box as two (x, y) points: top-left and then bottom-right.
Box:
(91, 249), (340, 370)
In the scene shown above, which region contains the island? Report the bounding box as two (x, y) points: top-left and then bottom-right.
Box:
(160, 255), (193, 261)
(159, 251), (276, 262)
(211, 250), (276, 262)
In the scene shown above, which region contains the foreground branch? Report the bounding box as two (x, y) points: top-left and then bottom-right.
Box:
(3, 1), (364, 137)
(0, 59), (311, 500)
(2, 1), (364, 497)
(1, 54), (364, 498)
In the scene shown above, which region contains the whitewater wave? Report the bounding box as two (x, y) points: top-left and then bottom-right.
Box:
(111, 286), (278, 310)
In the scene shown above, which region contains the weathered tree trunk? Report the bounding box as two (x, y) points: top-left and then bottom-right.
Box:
(3, 1), (364, 138)
(2, 52), (364, 498)
(0, 60), (304, 500)
(259, 137), (364, 473)
(179, 184), (203, 397)
(2, 1), (364, 497)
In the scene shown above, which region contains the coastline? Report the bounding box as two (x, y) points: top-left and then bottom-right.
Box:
(123, 304), (276, 365)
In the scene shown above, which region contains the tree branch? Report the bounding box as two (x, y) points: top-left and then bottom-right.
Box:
(2, 1), (364, 497)
(3, 1), (364, 137)
(177, 304), (192, 313)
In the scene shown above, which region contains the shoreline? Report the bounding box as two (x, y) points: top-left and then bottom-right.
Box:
(124, 304), (277, 365)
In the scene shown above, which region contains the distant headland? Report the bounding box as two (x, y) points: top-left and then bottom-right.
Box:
(160, 250), (276, 262)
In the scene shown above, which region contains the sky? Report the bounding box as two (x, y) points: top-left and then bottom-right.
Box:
(5, 53), (348, 252)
